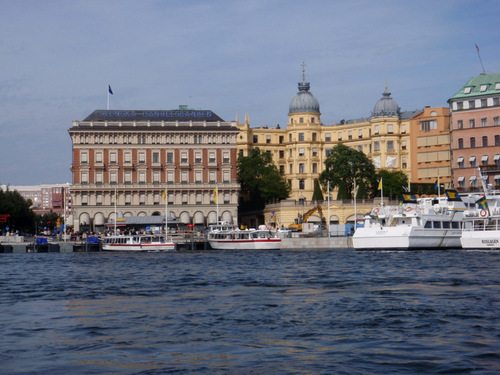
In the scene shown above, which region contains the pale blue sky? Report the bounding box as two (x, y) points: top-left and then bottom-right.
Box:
(1, 0), (499, 185)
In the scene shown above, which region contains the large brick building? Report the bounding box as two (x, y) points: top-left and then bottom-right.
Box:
(68, 107), (240, 232)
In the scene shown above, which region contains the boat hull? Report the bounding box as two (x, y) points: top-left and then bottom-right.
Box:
(208, 238), (281, 250)
(353, 227), (462, 250)
(102, 243), (176, 251)
(461, 232), (500, 249)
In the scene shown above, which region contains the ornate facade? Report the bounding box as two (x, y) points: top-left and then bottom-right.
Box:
(69, 107), (240, 232)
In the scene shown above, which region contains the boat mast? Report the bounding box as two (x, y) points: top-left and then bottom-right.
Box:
(165, 187), (168, 239)
(114, 187), (117, 234)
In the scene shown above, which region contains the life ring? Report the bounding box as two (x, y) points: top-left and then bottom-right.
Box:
(373, 208), (380, 214)
(480, 209), (488, 217)
(404, 206), (413, 212)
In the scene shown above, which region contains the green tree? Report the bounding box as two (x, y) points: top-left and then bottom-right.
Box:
(237, 148), (290, 204)
(319, 143), (377, 198)
(377, 169), (409, 199)
(311, 179), (324, 201)
(0, 188), (36, 233)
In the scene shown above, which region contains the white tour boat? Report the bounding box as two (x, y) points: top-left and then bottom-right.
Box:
(353, 189), (474, 250)
(207, 221), (282, 250)
(102, 234), (176, 251)
(461, 169), (500, 249)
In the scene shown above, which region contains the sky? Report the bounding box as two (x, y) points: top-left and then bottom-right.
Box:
(1, 0), (499, 186)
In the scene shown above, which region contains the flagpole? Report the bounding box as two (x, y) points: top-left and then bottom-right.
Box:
(327, 181), (331, 238)
(216, 186), (219, 223)
(475, 43), (486, 75)
(381, 177), (383, 206)
(353, 178), (357, 233)
(107, 90), (109, 110)
(114, 187), (117, 234)
(165, 187), (168, 238)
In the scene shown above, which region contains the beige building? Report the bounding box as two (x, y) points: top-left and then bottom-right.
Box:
(68, 107), (240, 232)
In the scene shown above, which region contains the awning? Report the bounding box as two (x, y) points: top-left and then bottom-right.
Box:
(470, 175), (477, 181)
(494, 154), (500, 161)
(495, 175), (500, 180)
(469, 156), (476, 162)
(481, 155), (489, 162)
(457, 157), (464, 163)
(458, 176), (465, 182)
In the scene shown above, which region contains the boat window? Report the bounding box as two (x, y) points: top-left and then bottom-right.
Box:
(452, 222), (460, 229)
(433, 222), (442, 229)
(424, 221), (432, 228)
(442, 222), (451, 229)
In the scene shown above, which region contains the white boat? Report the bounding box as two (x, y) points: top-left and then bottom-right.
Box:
(353, 190), (474, 250)
(461, 168), (500, 249)
(207, 221), (282, 250)
(102, 234), (176, 251)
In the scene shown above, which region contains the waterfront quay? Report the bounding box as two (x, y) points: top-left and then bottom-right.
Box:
(0, 234), (352, 252)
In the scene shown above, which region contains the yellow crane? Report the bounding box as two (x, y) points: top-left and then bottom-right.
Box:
(288, 204), (325, 232)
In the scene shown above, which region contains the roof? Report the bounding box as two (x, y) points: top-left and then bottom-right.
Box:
(449, 72), (500, 100)
(108, 215), (179, 226)
(83, 108), (225, 122)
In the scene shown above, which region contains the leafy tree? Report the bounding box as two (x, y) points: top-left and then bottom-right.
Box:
(319, 144), (377, 198)
(311, 179), (324, 201)
(237, 148), (290, 204)
(0, 188), (36, 233)
(377, 169), (409, 199)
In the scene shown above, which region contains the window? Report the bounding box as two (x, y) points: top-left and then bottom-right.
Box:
(457, 120), (463, 129)
(299, 163), (305, 173)
(481, 99), (487, 107)
(81, 152), (88, 164)
(195, 171), (202, 183)
(311, 117), (315, 123)
(481, 118), (487, 127)
(312, 133), (317, 141)
(469, 100), (475, 109)
(387, 141), (394, 151)
(289, 134), (292, 142)
(338, 132), (342, 141)
(402, 140), (407, 150)
(480, 84), (488, 92)
(279, 150), (284, 159)
(289, 164), (293, 174)
(139, 152), (145, 163)
(140, 193), (145, 205)
(387, 124), (393, 134)
(181, 171), (188, 183)
(482, 136), (488, 147)
(195, 152), (202, 163)
(223, 171), (230, 182)
(374, 125), (379, 134)
(358, 129), (363, 138)
(279, 165), (285, 174)
(82, 194), (88, 206)
(374, 141), (380, 151)
(253, 135), (258, 143)
(96, 172), (103, 184)
(298, 148), (305, 157)
(401, 124), (406, 134)
(279, 136), (284, 144)
(458, 138), (464, 149)
(125, 171), (132, 184)
(223, 152), (230, 163)
(110, 172), (117, 184)
(299, 180), (305, 190)
(312, 148), (317, 157)
(494, 116), (500, 126)
(209, 152), (216, 163)
(125, 193), (131, 206)
(81, 172), (88, 184)
(457, 102), (463, 110)
(312, 163), (317, 173)
(348, 131), (353, 140)
(153, 171), (160, 184)
(299, 133), (305, 141)
(457, 157), (464, 168)
(496, 135), (500, 146)
(325, 133), (331, 142)
(139, 171), (146, 184)
(469, 119), (475, 128)
(464, 87), (472, 94)
(167, 152), (173, 163)
(96, 152), (103, 163)
(326, 148), (331, 157)
(266, 135), (271, 144)
(110, 152), (117, 164)
(181, 152), (188, 163)
(420, 120), (437, 132)
(494, 97), (500, 106)
(470, 156), (476, 168)
(482, 155), (489, 165)
(299, 117), (304, 123)
(402, 157), (407, 169)
(153, 152), (160, 163)
(289, 149), (293, 158)
(96, 194), (103, 206)
(209, 171), (216, 183)
(470, 137), (476, 148)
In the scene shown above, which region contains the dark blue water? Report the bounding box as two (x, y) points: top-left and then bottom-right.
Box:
(1, 249), (500, 374)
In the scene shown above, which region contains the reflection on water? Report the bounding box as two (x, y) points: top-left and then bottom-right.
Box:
(1, 250), (500, 374)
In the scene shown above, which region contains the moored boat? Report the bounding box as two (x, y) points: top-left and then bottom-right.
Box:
(461, 168), (500, 249)
(102, 234), (176, 251)
(207, 221), (282, 250)
(353, 190), (474, 250)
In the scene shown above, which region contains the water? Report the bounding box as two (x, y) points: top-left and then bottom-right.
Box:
(1, 249), (500, 374)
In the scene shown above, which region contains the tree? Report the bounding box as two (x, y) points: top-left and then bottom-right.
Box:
(0, 188), (36, 233)
(319, 144), (377, 198)
(237, 148), (290, 204)
(311, 179), (324, 201)
(377, 169), (409, 199)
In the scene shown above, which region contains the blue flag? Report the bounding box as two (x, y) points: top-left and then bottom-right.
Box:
(476, 196), (488, 210)
(108, 85), (113, 95)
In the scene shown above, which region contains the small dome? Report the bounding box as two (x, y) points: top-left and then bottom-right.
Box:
(289, 81), (320, 114)
(372, 90), (400, 118)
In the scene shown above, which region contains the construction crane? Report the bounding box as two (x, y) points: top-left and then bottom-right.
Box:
(288, 204), (325, 232)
